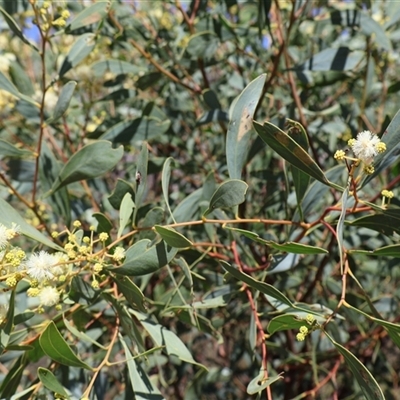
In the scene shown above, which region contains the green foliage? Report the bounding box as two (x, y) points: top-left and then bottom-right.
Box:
(1, 1), (400, 399)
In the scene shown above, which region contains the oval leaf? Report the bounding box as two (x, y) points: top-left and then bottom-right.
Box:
(38, 368), (69, 398)
(49, 141), (123, 193)
(117, 193), (135, 239)
(227, 73), (266, 179)
(59, 33), (96, 77)
(203, 179), (248, 216)
(114, 276), (146, 313)
(154, 225), (192, 248)
(39, 321), (92, 370)
(49, 81), (77, 122)
(113, 239), (177, 276)
(66, 1), (110, 32)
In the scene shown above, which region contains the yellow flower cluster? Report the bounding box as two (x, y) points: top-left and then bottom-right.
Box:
(36, 1), (70, 31)
(296, 314), (319, 342)
(0, 218), (128, 313)
(381, 189), (394, 199)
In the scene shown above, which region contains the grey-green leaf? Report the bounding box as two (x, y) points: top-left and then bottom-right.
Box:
(362, 108), (400, 188)
(113, 239), (177, 276)
(100, 117), (170, 144)
(0, 7), (39, 51)
(221, 261), (293, 307)
(66, 1), (110, 32)
(59, 33), (96, 77)
(226, 227), (328, 254)
(324, 331), (385, 400)
(39, 322), (92, 370)
(203, 179), (248, 216)
(226, 73), (266, 179)
(0, 71), (39, 107)
(38, 368), (69, 398)
(134, 142), (148, 211)
(254, 121), (341, 190)
(0, 289), (14, 352)
(48, 81), (77, 123)
(0, 198), (62, 251)
(154, 225), (193, 248)
(119, 335), (163, 399)
(131, 310), (207, 370)
(0, 139), (32, 158)
(117, 193), (135, 239)
(114, 276), (146, 313)
(247, 371), (283, 394)
(296, 47), (364, 71)
(49, 141), (123, 194)
(162, 157), (176, 223)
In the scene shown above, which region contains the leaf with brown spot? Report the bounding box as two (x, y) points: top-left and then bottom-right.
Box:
(226, 74), (267, 179)
(254, 121), (342, 190)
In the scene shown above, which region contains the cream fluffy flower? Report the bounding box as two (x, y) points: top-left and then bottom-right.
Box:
(39, 286), (60, 307)
(25, 251), (58, 282)
(112, 246), (126, 261)
(0, 225), (8, 250)
(351, 130), (381, 165)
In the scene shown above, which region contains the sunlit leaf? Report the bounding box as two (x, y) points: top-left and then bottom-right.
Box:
(296, 47), (364, 71)
(154, 225), (192, 248)
(49, 141), (123, 193)
(247, 371), (283, 394)
(66, 1), (110, 32)
(117, 192), (135, 239)
(112, 239), (177, 276)
(226, 73), (266, 179)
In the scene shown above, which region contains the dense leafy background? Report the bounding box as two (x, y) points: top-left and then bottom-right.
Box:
(1, 1), (400, 399)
